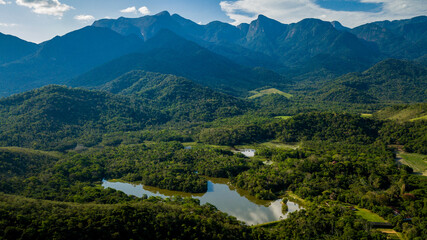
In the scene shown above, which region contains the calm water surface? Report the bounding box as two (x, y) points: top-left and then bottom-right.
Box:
(102, 178), (301, 225)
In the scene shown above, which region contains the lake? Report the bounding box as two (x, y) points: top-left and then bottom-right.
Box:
(102, 178), (301, 225)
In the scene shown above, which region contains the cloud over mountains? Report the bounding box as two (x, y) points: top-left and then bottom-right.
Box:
(16, 0), (73, 17)
(74, 15), (95, 22)
(120, 6), (150, 15)
(220, 0), (427, 27)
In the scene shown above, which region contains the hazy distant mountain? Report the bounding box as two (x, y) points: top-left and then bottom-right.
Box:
(69, 30), (288, 96)
(92, 12), (387, 74)
(99, 70), (250, 121)
(319, 59), (427, 103)
(0, 12), (426, 98)
(273, 18), (379, 72)
(93, 11), (202, 41)
(93, 11), (275, 68)
(350, 16), (427, 59)
(0, 27), (143, 97)
(0, 33), (38, 65)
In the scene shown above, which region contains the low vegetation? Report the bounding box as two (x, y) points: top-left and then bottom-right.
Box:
(354, 207), (388, 223)
(248, 88), (293, 99)
(399, 153), (427, 175)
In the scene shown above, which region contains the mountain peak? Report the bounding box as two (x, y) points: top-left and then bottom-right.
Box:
(257, 14), (269, 20)
(331, 21), (350, 31)
(298, 18), (329, 26)
(254, 14), (282, 25)
(156, 11), (171, 17)
(249, 14), (285, 32)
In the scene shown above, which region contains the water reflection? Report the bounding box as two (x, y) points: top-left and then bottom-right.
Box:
(102, 178), (301, 225)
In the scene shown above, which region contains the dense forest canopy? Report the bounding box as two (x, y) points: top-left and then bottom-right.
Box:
(0, 12), (426, 240)
(0, 104), (425, 239)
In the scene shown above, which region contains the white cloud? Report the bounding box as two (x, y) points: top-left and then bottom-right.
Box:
(220, 0), (427, 28)
(16, 0), (73, 17)
(0, 0), (6, 4)
(120, 6), (137, 14)
(0, 22), (17, 27)
(138, 6), (150, 16)
(74, 15), (95, 22)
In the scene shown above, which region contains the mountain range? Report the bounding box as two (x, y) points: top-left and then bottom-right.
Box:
(0, 11), (426, 100)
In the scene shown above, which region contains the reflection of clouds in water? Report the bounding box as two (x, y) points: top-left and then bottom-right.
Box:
(248, 211), (270, 225)
(269, 201), (285, 219)
(103, 180), (145, 197)
(284, 201), (302, 218)
(102, 180), (301, 225)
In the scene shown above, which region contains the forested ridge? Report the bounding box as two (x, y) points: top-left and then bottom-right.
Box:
(0, 85), (168, 151)
(315, 59), (427, 103)
(98, 70), (251, 122)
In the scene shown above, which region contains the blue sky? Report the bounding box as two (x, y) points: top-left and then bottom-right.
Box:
(0, 0), (425, 43)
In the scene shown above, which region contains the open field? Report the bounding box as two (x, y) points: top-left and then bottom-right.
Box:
(399, 153), (427, 176)
(354, 207), (387, 223)
(248, 88), (293, 99)
(374, 104), (426, 122)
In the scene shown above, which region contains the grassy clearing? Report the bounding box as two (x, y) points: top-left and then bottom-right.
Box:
(399, 153), (427, 175)
(181, 142), (233, 151)
(374, 103), (426, 122)
(252, 220), (282, 229)
(377, 229), (403, 240)
(274, 116), (292, 120)
(361, 113), (373, 118)
(0, 146), (63, 158)
(260, 141), (299, 149)
(286, 191), (309, 207)
(387, 109), (423, 122)
(235, 141), (299, 151)
(410, 114), (427, 121)
(249, 88), (293, 99)
(354, 207), (387, 223)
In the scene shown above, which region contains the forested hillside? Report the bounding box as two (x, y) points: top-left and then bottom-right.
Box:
(0, 85), (166, 150)
(99, 70), (250, 121)
(318, 59), (427, 103)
